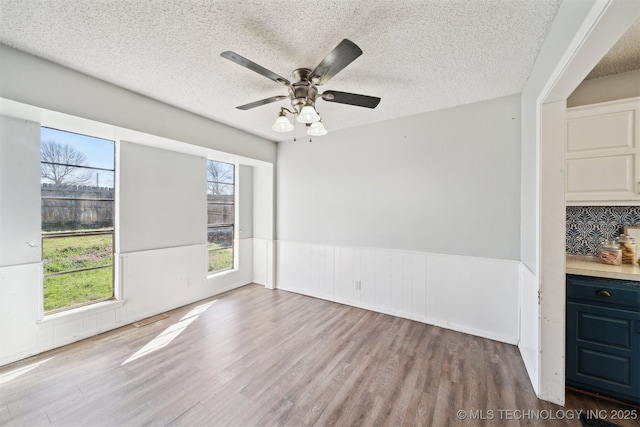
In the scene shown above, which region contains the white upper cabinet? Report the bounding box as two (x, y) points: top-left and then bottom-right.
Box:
(566, 97), (640, 205)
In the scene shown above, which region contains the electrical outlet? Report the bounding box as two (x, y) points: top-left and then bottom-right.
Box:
(355, 280), (361, 290)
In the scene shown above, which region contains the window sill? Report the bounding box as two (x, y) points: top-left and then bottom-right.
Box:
(37, 298), (126, 326)
(207, 268), (237, 279)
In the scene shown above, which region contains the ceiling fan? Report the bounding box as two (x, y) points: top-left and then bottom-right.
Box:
(221, 39), (381, 137)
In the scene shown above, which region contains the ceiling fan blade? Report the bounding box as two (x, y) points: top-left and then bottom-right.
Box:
(221, 51), (291, 86)
(310, 39), (363, 85)
(321, 91), (381, 109)
(236, 95), (288, 110)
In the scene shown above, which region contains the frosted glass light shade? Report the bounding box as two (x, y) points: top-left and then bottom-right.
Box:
(296, 105), (320, 123)
(307, 121), (328, 136)
(272, 115), (294, 132)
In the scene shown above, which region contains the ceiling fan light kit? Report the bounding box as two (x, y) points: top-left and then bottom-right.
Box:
(307, 121), (328, 137)
(296, 104), (321, 124)
(221, 39), (380, 138)
(271, 111), (295, 132)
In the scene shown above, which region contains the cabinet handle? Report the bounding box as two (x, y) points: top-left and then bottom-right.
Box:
(596, 290), (612, 297)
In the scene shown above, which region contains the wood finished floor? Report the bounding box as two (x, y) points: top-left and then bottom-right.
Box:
(1, 284), (638, 427)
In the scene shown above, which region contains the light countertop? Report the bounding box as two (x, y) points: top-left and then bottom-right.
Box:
(566, 255), (640, 282)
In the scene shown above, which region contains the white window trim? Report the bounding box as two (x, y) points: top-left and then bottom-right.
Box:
(39, 126), (118, 316)
(37, 297), (126, 325)
(206, 159), (236, 274)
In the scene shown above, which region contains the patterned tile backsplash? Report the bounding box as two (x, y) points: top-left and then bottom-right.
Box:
(566, 206), (640, 255)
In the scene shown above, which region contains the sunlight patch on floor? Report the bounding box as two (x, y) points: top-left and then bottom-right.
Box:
(121, 300), (216, 366)
(0, 357), (54, 385)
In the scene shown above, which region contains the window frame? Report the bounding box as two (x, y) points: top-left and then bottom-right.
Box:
(206, 159), (235, 274)
(40, 126), (116, 314)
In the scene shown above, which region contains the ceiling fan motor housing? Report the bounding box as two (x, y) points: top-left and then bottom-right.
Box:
(289, 68), (318, 113)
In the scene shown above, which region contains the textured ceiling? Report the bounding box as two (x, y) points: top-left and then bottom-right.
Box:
(0, 0), (563, 142)
(586, 17), (640, 80)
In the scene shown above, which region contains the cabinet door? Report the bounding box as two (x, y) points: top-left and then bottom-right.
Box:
(566, 98), (640, 205)
(566, 302), (640, 404)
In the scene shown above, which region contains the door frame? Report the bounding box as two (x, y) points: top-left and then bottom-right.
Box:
(537, 0), (640, 404)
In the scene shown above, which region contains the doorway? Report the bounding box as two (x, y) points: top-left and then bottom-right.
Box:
(538, 0), (640, 405)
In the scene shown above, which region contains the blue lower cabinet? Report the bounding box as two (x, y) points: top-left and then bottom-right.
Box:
(566, 275), (640, 405)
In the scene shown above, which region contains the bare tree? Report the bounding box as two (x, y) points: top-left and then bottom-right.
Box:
(41, 140), (92, 185)
(207, 161), (234, 195)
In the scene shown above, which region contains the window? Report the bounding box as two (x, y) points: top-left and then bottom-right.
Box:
(40, 127), (115, 313)
(207, 160), (234, 272)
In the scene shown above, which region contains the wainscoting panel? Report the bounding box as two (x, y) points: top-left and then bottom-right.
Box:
(276, 241), (520, 344)
(338, 246), (356, 305)
(253, 238), (275, 288)
(1, 242), (255, 367)
(120, 244), (208, 320)
(518, 263), (540, 395)
(0, 263), (40, 362)
(360, 248), (375, 308)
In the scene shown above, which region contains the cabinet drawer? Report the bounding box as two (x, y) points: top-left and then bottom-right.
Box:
(570, 303), (636, 350)
(566, 302), (640, 403)
(575, 347), (633, 387)
(567, 276), (640, 310)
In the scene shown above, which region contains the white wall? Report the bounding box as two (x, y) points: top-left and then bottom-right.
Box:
(0, 44), (275, 163)
(276, 95), (522, 343)
(0, 116), (42, 361)
(518, 264), (540, 394)
(278, 95), (521, 260)
(519, 0), (599, 404)
(520, 0), (598, 273)
(0, 46), (276, 366)
(118, 141), (206, 253)
(0, 118), (268, 365)
(238, 165), (254, 239)
(568, 70), (640, 107)
(0, 116), (41, 267)
(252, 161), (275, 288)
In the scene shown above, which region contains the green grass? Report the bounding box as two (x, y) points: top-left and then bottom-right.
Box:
(42, 235), (234, 311)
(208, 246), (233, 272)
(42, 234), (113, 312)
(44, 268), (113, 312)
(43, 234), (113, 273)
